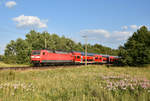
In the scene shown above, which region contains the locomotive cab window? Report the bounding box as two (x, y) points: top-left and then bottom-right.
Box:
(32, 51), (41, 55)
(95, 57), (98, 59)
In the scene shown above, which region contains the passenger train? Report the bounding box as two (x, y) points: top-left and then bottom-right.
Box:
(31, 50), (119, 66)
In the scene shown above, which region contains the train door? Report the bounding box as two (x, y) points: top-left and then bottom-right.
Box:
(74, 55), (81, 64)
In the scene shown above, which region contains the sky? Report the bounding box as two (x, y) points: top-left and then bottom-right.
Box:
(0, 0), (150, 54)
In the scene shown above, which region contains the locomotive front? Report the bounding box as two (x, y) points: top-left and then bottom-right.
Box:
(31, 50), (41, 65)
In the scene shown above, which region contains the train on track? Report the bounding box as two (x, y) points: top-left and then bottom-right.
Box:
(31, 50), (120, 66)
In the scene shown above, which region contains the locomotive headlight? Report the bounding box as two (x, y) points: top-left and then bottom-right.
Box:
(31, 56), (40, 58)
(35, 56), (40, 58)
(31, 56), (35, 58)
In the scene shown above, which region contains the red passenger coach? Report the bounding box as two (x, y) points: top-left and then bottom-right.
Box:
(72, 52), (95, 64)
(31, 50), (73, 66)
(109, 56), (120, 64)
(109, 56), (115, 63)
(94, 55), (103, 64)
(72, 52), (81, 63)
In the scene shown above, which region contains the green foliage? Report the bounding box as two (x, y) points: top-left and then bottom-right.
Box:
(4, 39), (31, 64)
(0, 55), (4, 61)
(118, 26), (150, 66)
(0, 61), (29, 67)
(4, 30), (118, 64)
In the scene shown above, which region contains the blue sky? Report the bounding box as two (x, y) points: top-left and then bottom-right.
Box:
(0, 0), (150, 54)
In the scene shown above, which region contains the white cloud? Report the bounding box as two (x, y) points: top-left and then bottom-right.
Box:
(80, 24), (149, 48)
(121, 26), (128, 30)
(80, 29), (110, 38)
(129, 25), (150, 30)
(80, 29), (131, 41)
(138, 25), (149, 29)
(130, 25), (138, 30)
(79, 28), (132, 47)
(0, 44), (6, 55)
(121, 25), (150, 30)
(13, 15), (48, 29)
(5, 1), (16, 8)
(112, 31), (131, 41)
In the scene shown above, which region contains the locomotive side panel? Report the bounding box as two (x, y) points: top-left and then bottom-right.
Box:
(40, 50), (73, 64)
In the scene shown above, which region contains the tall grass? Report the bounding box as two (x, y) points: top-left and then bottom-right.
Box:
(0, 65), (150, 101)
(0, 62), (29, 67)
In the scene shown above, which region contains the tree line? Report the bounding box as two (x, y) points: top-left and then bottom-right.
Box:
(3, 30), (118, 64)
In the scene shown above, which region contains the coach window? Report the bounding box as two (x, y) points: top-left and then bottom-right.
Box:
(77, 56), (80, 59)
(43, 52), (45, 55)
(74, 56), (76, 59)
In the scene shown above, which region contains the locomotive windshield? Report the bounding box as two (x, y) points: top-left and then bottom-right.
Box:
(32, 51), (41, 55)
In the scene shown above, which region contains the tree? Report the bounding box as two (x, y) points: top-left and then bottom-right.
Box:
(118, 26), (150, 66)
(0, 55), (4, 61)
(15, 38), (31, 64)
(25, 30), (43, 50)
(4, 40), (17, 63)
(4, 38), (30, 64)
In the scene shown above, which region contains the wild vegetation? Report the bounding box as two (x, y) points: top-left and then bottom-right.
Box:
(0, 65), (150, 101)
(0, 62), (29, 67)
(0, 55), (4, 61)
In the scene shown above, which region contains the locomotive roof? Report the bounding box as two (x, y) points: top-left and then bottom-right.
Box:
(72, 51), (98, 56)
(80, 52), (96, 56)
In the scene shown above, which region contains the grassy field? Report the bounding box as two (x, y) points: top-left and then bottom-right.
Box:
(0, 65), (150, 101)
(0, 62), (29, 67)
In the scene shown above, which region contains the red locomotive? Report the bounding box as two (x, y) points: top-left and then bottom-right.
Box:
(31, 50), (119, 66)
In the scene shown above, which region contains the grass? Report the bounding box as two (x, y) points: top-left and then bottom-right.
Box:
(0, 65), (150, 101)
(0, 62), (29, 67)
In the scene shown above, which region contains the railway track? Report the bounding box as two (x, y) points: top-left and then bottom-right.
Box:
(0, 65), (81, 71)
(0, 64), (114, 71)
